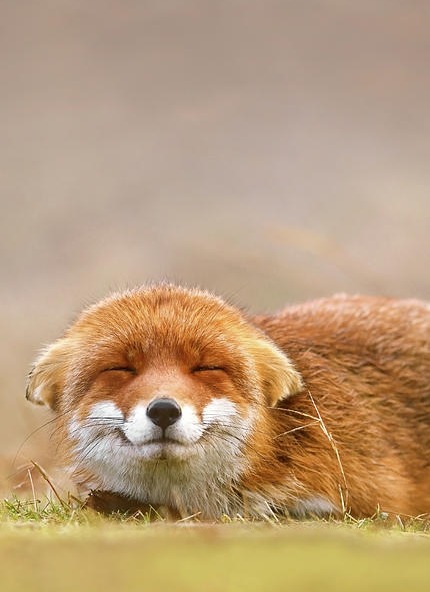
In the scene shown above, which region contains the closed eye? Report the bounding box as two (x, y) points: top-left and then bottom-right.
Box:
(192, 365), (226, 373)
(101, 366), (136, 374)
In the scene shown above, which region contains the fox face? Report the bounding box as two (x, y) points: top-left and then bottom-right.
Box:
(26, 284), (303, 518)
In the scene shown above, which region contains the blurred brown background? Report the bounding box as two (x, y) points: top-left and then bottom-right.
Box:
(1, 1), (429, 492)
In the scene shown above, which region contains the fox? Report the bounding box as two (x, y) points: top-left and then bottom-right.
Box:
(26, 284), (430, 519)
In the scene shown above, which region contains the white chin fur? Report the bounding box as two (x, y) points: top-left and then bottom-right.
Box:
(67, 397), (256, 517)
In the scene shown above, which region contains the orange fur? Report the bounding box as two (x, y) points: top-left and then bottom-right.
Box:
(26, 286), (430, 519)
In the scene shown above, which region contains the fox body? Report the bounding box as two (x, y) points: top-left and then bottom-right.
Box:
(26, 285), (430, 519)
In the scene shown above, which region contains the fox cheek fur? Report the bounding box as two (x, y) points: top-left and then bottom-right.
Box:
(25, 285), (430, 519)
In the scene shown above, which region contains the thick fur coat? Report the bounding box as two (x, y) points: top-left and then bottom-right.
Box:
(26, 285), (430, 519)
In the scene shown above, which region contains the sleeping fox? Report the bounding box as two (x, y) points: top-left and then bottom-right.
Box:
(26, 284), (430, 519)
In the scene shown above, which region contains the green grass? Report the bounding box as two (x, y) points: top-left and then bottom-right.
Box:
(0, 497), (429, 592)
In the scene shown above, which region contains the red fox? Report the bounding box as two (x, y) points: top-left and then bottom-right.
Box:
(26, 284), (430, 519)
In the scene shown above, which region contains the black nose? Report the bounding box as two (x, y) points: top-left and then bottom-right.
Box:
(146, 398), (182, 430)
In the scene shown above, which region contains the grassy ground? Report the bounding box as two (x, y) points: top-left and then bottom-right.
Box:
(0, 498), (429, 592)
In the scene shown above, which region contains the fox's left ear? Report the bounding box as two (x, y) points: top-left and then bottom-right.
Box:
(249, 337), (303, 406)
(26, 339), (69, 410)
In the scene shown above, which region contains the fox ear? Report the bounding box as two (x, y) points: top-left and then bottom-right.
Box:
(250, 337), (303, 406)
(26, 340), (68, 410)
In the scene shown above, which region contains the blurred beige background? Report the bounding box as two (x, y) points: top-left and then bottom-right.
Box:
(1, 1), (429, 491)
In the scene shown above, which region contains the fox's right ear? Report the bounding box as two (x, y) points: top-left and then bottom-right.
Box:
(26, 340), (68, 410)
